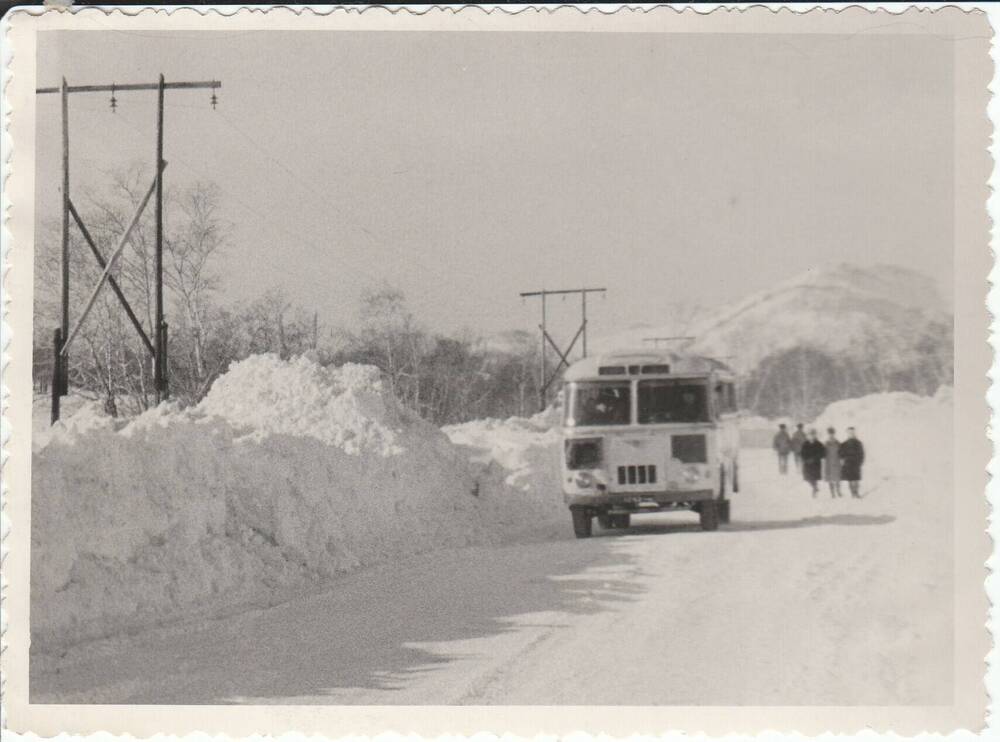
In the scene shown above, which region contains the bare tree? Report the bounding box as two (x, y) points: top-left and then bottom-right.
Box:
(34, 164), (227, 413)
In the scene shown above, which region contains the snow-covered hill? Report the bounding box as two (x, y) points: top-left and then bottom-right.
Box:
(596, 263), (950, 373)
(688, 263), (950, 373)
(592, 264), (952, 417)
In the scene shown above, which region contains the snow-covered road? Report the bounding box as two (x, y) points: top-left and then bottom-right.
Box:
(31, 448), (952, 706)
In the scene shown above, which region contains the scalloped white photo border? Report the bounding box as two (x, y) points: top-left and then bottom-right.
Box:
(0, 3), (994, 739)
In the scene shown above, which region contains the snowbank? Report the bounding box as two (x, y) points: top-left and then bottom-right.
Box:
(31, 355), (563, 652)
(812, 386), (952, 483)
(443, 407), (562, 494)
(32, 355), (950, 655)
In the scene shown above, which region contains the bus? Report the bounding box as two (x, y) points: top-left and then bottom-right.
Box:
(560, 349), (740, 538)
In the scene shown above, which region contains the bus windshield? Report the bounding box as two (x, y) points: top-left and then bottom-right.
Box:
(638, 379), (708, 423)
(566, 382), (631, 426)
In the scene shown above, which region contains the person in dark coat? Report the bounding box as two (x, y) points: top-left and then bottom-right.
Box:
(800, 428), (825, 496)
(824, 427), (842, 498)
(773, 423), (793, 475)
(840, 426), (865, 498)
(790, 423), (807, 472)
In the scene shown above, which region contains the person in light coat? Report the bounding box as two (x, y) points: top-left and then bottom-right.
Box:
(823, 427), (843, 498)
(790, 423), (807, 472)
(839, 426), (866, 498)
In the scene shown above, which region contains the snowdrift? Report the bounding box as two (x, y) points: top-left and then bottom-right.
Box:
(31, 351), (951, 654)
(31, 355), (564, 652)
(813, 385), (952, 484)
(444, 406), (562, 494)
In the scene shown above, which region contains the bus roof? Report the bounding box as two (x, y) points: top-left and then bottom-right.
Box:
(563, 348), (735, 382)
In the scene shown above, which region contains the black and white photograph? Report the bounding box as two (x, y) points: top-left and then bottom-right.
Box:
(1, 5), (992, 737)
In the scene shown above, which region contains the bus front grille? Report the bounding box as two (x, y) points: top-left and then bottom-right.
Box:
(617, 464), (657, 486)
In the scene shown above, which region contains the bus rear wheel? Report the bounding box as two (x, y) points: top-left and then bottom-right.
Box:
(718, 499), (731, 524)
(699, 500), (720, 531)
(571, 509), (593, 538)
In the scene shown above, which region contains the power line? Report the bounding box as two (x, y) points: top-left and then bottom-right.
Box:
(70, 103), (438, 317)
(210, 108), (456, 286)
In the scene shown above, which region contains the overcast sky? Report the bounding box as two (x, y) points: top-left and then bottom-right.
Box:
(36, 30), (954, 342)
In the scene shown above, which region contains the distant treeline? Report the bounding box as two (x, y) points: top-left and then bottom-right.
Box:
(33, 169), (952, 424)
(739, 329), (953, 421)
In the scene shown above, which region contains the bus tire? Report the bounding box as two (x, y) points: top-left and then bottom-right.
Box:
(699, 500), (720, 531)
(733, 460), (740, 493)
(719, 464), (727, 497)
(718, 499), (731, 524)
(597, 513), (613, 529)
(571, 509), (593, 538)
(610, 513), (630, 529)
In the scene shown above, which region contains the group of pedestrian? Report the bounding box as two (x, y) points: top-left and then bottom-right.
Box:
(773, 423), (865, 498)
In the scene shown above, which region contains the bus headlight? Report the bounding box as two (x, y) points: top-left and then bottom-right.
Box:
(682, 466), (702, 484)
(574, 471), (596, 488)
(565, 437), (603, 470)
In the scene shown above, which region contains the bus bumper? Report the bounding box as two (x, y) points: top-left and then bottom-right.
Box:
(563, 488), (715, 510)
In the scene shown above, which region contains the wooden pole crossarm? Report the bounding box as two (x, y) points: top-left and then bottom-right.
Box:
(61, 163), (166, 357)
(520, 287), (606, 298)
(68, 199), (156, 358)
(37, 81), (222, 95)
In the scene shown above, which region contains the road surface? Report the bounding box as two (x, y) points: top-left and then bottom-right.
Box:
(31, 450), (951, 705)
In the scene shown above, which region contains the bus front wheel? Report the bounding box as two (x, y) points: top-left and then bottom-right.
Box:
(571, 509), (593, 538)
(610, 513), (630, 529)
(699, 500), (720, 532)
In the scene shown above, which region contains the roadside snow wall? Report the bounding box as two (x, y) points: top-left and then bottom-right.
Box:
(812, 386), (952, 484)
(443, 407), (562, 495)
(31, 355), (564, 652)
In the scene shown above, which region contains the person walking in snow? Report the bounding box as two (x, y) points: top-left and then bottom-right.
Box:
(800, 428), (825, 496)
(824, 427), (843, 498)
(790, 423), (807, 472)
(773, 423), (793, 475)
(839, 426), (865, 498)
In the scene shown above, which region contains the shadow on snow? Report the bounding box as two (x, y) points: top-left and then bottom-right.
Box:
(32, 533), (646, 705)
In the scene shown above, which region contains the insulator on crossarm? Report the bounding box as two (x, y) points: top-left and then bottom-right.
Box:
(211, 91), (218, 110)
(110, 84), (117, 113)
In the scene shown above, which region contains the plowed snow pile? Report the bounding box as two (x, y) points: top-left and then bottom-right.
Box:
(31, 355), (563, 652)
(813, 385), (952, 485)
(443, 406), (562, 494)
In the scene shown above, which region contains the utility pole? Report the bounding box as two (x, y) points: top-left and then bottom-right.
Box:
(37, 76), (222, 422)
(59, 78), (69, 400)
(519, 287), (606, 411)
(154, 74), (166, 403)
